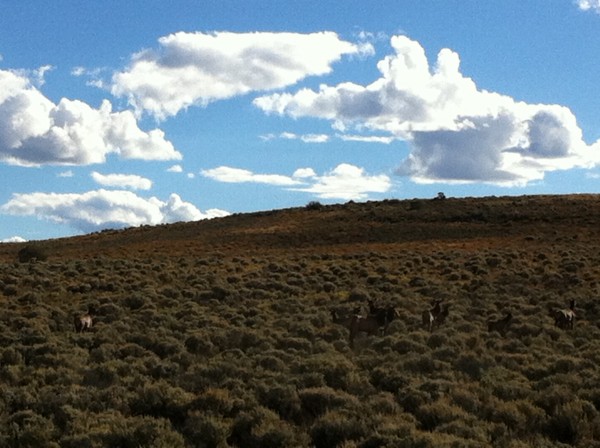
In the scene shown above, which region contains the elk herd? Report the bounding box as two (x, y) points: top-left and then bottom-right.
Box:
(71, 297), (578, 348)
(331, 297), (578, 347)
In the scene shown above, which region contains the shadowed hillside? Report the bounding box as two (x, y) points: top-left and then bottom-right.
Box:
(2, 194), (599, 261)
(1, 194), (600, 447)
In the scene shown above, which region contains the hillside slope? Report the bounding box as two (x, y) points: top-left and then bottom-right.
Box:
(2, 194), (599, 261)
(1, 194), (600, 447)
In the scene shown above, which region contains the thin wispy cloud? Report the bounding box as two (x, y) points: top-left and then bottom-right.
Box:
(1, 190), (229, 233)
(255, 35), (600, 186)
(201, 166), (303, 186)
(261, 131), (393, 144)
(111, 31), (372, 119)
(91, 171), (153, 190)
(0, 69), (181, 167)
(338, 134), (395, 144)
(261, 132), (330, 143)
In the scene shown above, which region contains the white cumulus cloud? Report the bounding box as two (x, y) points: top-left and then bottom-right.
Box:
(202, 163), (391, 201)
(1, 236), (27, 243)
(290, 163), (391, 200)
(1, 190), (229, 233)
(201, 166), (303, 186)
(167, 164), (183, 173)
(578, 0), (600, 12)
(91, 171), (153, 190)
(0, 69), (181, 166)
(111, 31), (370, 119)
(254, 35), (600, 186)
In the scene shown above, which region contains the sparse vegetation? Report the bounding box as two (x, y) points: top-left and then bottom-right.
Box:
(1, 194), (600, 446)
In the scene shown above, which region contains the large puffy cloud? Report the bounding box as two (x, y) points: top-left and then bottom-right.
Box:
(0, 69), (181, 166)
(255, 36), (600, 186)
(111, 31), (371, 119)
(1, 190), (229, 233)
(202, 163), (391, 201)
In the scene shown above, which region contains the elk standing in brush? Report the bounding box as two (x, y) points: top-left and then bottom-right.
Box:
(554, 300), (576, 330)
(330, 308), (360, 328)
(367, 299), (397, 334)
(332, 303), (396, 348)
(74, 312), (93, 333)
(422, 299), (443, 332)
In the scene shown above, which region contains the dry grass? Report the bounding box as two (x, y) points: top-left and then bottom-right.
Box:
(1, 194), (600, 446)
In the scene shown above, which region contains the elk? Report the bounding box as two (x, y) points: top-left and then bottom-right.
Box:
(330, 309), (358, 329)
(337, 302), (397, 348)
(348, 314), (382, 348)
(433, 304), (450, 329)
(422, 299), (443, 332)
(74, 312), (93, 333)
(367, 300), (397, 333)
(554, 300), (576, 330)
(487, 312), (513, 336)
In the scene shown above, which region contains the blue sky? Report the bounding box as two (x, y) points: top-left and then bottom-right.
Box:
(1, 0), (600, 242)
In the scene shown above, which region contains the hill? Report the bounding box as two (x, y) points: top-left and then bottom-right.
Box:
(1, 194), (600, 447)
(2, 193), (599, 260)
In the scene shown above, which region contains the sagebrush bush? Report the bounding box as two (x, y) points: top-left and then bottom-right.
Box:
(309, 411), (369, 448)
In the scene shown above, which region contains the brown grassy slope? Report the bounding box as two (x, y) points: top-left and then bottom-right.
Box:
(2, 194), (600, 446)
(1, 194), (599, 261)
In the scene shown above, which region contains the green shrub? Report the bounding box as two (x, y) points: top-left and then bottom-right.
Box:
(4, 410), (58, 448)
(310, 410), (369, 448)
(183, 412), (230, 448)
(228, 407), (307, 448)
(291, 354), (356, 390)
(415, 398), (468, 431)
(298, 387), (358, 418)
(1, 347), (24, 365)
(306, 201), (324, 211)
(454, 354), (485, 380)
(82, 364), (120, 389)
(129, 381), (193, 427)
(257, 384), (302, 422)
(189, 388), (236, 416)
(543, 400), (600, 445)
(369, 366), (409, 393)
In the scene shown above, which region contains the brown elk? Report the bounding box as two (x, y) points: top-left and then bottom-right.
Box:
(554, 300), (576, 330)
(487, 312), (513, 336)
(330, 308), (358, 329)
(348, 314), (383, 348)
(333, 301), (396, 348)
(433, 304), (450, 329)
(74, 312), (93, 333)
(422, 299), (443, 332)
(367, 300), (397, 333)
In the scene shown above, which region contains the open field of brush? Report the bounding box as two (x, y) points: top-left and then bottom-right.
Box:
(1, 194), (600, 447)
